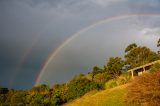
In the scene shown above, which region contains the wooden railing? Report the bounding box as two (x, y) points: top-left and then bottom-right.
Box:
(127, 60), (160, 78)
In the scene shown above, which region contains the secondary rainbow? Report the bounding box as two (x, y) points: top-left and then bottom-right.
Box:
(35, 13), (160, 86)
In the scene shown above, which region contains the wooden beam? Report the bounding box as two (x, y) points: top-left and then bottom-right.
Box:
(131, 70), (134, 79)
(143, 67), (145, 72)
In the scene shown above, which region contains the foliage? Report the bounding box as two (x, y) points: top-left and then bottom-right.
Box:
(157, 38), (160, 47)
(65, 78), (102, 101)
(149, 63), (160, 73)
(30, 84), (49, 94)
(106, 57), (124, 78)
(0, 88), (9, 94)
(125, 43), (137, 53)
(11, 91), (27, 105)
(93, 73), (106, 83)
(105, 79), (118, 89)
(119, 72), (132, 83)
(63, 85), (127, 106)
(91, 66), (103, 80)
(52, 83), (68, 103)
(125, 71), (160, 106)
(51, 93), (63, 106)
(125, 44), (160, 68)
(105, 72), (131, 89)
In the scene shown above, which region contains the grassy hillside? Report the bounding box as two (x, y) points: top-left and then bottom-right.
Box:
(62, 84), (128, 106)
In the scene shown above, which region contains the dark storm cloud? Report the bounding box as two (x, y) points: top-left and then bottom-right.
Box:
(128, 0), (160, 13)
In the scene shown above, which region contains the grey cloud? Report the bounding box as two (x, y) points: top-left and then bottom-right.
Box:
(127, 0), (160, 13)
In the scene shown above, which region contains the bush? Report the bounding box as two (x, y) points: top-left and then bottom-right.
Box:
(117, 72), (131, 85)
(116, 76), (127, 85)
(65, 78), (102, 101)
(105, 72), (131, 89)
(11, 91), (26, 105)
(0, 88), (9, 94)
(149, 63), (160, 73)
(51, 94), (63, 106)
(125, 71), (160, 106)
(105, 79), (118, 89)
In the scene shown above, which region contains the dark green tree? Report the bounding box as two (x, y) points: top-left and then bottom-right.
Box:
(157, 38), (160, 47)
(91, 66), (102, 80)
(65, 78), (101, 101)
(125, 43), (137, 53)
(11, 91), (27, 105)
(157, 38), (160, 54)
(125, 44), (160, 68)
(106, 57), (124, 78)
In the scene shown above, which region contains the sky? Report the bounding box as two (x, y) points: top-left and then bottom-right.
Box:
(0, 0), (160, 89)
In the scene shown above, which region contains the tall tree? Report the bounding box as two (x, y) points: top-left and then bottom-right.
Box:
(157, 38), (160, 47)
(106, 57), (124, 78)
(125, 44), (160, 68)
(91, 66), (102, 80)
(125, 43), (137, 53)
(157, 38), (160, 54)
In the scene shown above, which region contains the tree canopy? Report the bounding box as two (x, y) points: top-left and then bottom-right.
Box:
(125, 44), (160, 68)
(106, 57), (124, 78)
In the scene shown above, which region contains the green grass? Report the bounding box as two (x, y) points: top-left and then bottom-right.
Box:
(101, 86), (125, 106)
(62, 84), (127, 106)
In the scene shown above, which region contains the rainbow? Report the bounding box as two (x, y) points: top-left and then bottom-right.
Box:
(35, 13), (160, 86)
(9, 19), (56, 88)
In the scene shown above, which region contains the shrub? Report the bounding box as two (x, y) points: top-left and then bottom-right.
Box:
(105, 79), (118, 89)
(51, 94), (63, 106)
(116, 76), (127, 85)
(117, 72), (131, 85)
(149, 63), (160, 73)
(93, 73), (106, 83)
(11, 91), (27, 105)
(65, 78), (102, 101)
(0, 88), (9, 94)
(125, 71), (160, 106)
(105, 72), (131, 89)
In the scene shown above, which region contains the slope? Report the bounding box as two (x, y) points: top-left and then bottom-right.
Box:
(62, 84), (128, 106)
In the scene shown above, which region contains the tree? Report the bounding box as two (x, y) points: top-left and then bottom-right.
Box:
(65, 78), (101, 101)
(157, 38), (160, 47)
(106, 57), (124, 78)
(30, 94), (44, 105)
(91, 66), (102, 80)
(31, 84), (50, 94)
(11, 91), (27, 105)
(51, 94), (62, 106)
(125, 44), (160, 68)
(157, 38), (160, 54)
(0, 88), (9, 94)
(125, 43), (137, 53)
(93, 73), (106, 83)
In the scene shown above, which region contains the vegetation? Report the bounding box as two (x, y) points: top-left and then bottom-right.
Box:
(63, 84), (127, 106)
(106, 57), (124, 78)
(125, 71), (160, 106)
(149, 63), (160, 73)
(125, 43), (160, 68)
(1, 42), (160, 106)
